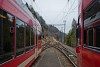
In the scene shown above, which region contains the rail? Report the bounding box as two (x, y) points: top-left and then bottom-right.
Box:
(54, 45), (77, 67)
(42, 42), (77, 67)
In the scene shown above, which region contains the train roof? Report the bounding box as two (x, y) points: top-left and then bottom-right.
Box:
(82, 0), (93, 10)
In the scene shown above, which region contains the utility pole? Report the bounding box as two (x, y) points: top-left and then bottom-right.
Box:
(63, 20), (66, 44)
(61, 27), (63, 43)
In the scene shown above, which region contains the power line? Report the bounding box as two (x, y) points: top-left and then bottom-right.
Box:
(63, 0), (77, 18)
(56, 0), (77, 23)
(53, 0), (77, 24)
(52, 1), (69, 23)
(70, 5), (78, 12)
(66, 0), (77, 14)
(63, 4), (78, 13)
(56, 10), (77, 24)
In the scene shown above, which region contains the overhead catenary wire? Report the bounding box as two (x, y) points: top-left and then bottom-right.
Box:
(24, 0), (77, 25)
(63, 4), (78, 13)
(55, 0), (77, 23)
(29, 0), (73, 25)
(53, 0), (76, 24)
(52, 1), (69, 24)
(67, 0), (77, 14)
(64, 0), (77, 18)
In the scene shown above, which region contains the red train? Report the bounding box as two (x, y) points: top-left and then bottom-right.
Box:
(0, 0), (42, 67)
(76, 0), (100, 67)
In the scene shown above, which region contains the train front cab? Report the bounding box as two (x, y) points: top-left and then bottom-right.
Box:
(76, 0), (100, 67)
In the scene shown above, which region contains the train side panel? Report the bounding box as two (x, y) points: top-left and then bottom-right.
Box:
(77, 0), (100, 67)
(2, 49), (35, 67)
(0, 0), (42, 67)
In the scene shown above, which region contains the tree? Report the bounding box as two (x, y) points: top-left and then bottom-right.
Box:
(65, 19), (77, 47)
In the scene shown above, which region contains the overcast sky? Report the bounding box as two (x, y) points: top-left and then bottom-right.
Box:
(22, 0), (78, 34)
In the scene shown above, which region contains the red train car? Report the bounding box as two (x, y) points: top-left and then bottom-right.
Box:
(0, 0), (42, 67)
(76, 0), (100, 67)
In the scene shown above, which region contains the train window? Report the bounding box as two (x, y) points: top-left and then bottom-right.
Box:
(95, 26), (100, 48)
(16, 19), (25, 56)
(25, 24), (31, 51)
(31, 28), (35, 48)
(88, 29), (93, 46)
(84, 30), (87, 46)
(84, 0), (100, 26)
(0, 9), (14, 64)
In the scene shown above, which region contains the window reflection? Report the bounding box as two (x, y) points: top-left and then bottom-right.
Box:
(96, 26), (100, 48)
(84, 0), (100, 26)
(31, 28), (34, 48)
(16, 19), (24, 56)
(25, 24), (31, 51)
(88, 29), (93, 46)
(0, 9), (14, 64)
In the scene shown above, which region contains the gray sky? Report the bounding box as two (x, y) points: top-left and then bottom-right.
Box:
(22, 0), (78, 34)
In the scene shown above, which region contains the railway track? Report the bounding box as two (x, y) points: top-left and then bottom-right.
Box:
(42, 42), (77, 67)
(32, 47), (74, 67)
(55, 48), (74, 67)
(54, 44), (77, 67)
